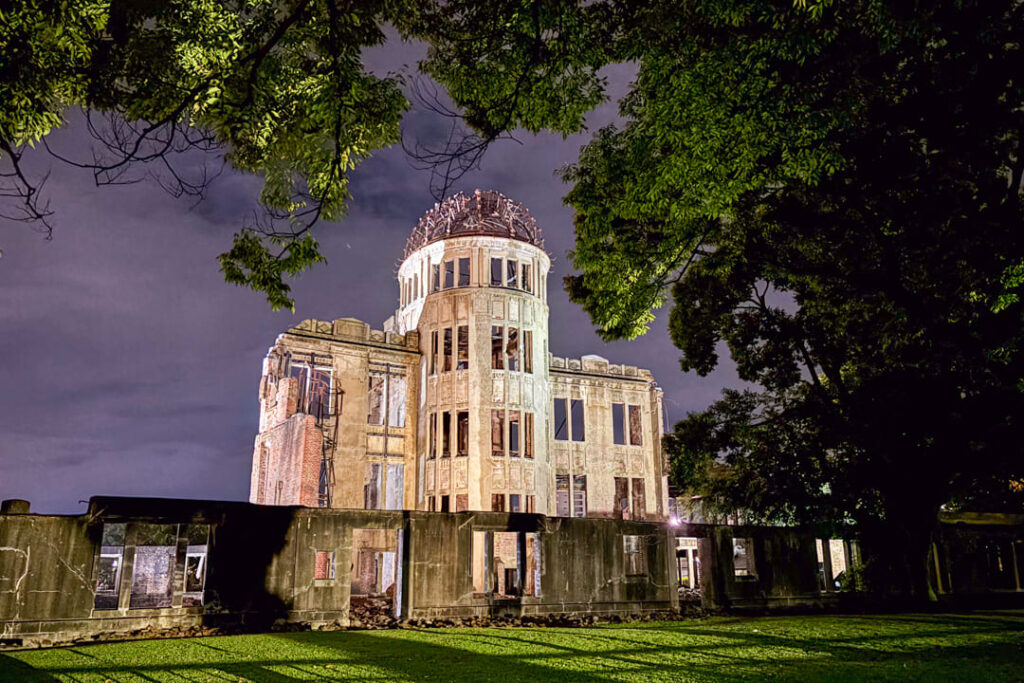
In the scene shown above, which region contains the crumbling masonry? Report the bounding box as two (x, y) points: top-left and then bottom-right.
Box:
(251, 190), (668, 520)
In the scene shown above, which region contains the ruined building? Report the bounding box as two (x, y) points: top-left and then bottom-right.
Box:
(250, 190), (668, 518)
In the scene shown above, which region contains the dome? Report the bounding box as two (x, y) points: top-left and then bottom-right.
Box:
(404, 190), (544, 259)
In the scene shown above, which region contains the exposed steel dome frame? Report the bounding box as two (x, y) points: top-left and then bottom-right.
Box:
(403, 189), (544, 259)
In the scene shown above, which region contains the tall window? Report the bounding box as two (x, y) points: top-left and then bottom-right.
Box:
(631, 477), (646, 521)
(506, 327), (519, 371)
(492, 493), (506, 512)
(432, 263), (440, 292)
(733, 538), (756, 578)
(555, 474), (570, 517)
(429, 413), (437, 459)
(629, 405), (643, 445)
(522, 263), (532, 293)
(457, 411), (469, 457)
(94, 523), (126, 609)
(509, 411), (520, 457)
(523, 331), (533, 373)
(573, 475), (587, 517)
(443, 328), (452, 372)
(290, 362), (332, 420)
(457, 325), (469, 370)
(444, 259), (454, 289)
(624, 535), (647, 576)
(458, 257), (470, 286)
(612, 403), (626, 445)
(442, 412), (451, 457)
(506, 259), (518, 288)
(430, 331), (438, 375)
(524, 413), (534, 459)
(491, 326), (504, 369)
(491, 409), (505, 457)
(615, 477), (630, 519)
(368, 372), (385, 425)
(510, 494), (521, 513)
(553, 398), (568, 441)
(570, 399), (585, 442)
(490, 257), (503, 286)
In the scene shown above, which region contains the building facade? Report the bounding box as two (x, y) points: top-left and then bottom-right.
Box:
(250, 190), (668, 519)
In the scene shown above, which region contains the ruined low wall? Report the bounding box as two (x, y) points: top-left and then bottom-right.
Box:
(0, 497), (677, 648)
(3, 497), (1017, 649)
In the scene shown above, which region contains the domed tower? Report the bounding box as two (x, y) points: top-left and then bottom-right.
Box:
(395, 190), (552, 514)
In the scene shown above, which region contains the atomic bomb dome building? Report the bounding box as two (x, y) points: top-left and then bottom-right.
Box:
(250, 190), (668, 519)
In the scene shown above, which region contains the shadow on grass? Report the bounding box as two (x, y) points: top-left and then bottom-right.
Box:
(2, 615), (1023, 682)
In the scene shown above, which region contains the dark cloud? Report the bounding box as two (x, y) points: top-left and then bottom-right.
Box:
(0, 39), (747, 513)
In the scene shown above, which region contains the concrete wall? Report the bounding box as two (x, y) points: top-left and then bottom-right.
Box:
(0, 496), (673, 648)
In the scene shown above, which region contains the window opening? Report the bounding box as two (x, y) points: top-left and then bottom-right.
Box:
(442, 412), (451, 457)
(492, 326), (504, 369)
(509, 411), (520, 457)
(570, 399), (585, 442)
(457, 411), (469, 457)
(612, 403), (626, 445)
(429, 413), (437, 459)
(315, 550), (336, 580)
(524, 413), (534, 459)
(555, 474), (570, 517)
(523, 330), (533, 373)
(444, 260), (454, 289)
(553, 399), (568, 441)
(615, 477), (630, 520)
(631, 478), (646, 521)
(525, 495), (536, 513)
(457, 325), (469, 370)
(506, 259), (518, 288)
(490, 257), (503, 286)
(430, 331), (438, 375)
(628, 405), (643, 446)
(492, 493), (506, 512)
(733, 538), (756, 578)
(572, 475), (587, 518)
(522, 263), (532, 293)
(624, 535), (646, 576)
(491, 409), (505, 457)
(458, 257), (470, 287)
(506, 327), (519, 371)
(432, 263), (440, 292)
(441, 495), (450, 512)
(510, 494), (521, 513)
(182, 524), (209, 607)
(364, 463), (382, 510)
(94, 523), (126, 610)
(443, 328), (452, 372)
(129, 524), (177, 609)
(456, 494), (468, 512)
(525, 532), (541, 597)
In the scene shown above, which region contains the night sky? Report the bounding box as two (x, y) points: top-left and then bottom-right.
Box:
(0, 37), (745, 514)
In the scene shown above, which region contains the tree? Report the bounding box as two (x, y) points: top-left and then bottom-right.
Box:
(423, 0), (1024, 596)
(6, 0), (1024, 596)
(2, 0), (410, 310)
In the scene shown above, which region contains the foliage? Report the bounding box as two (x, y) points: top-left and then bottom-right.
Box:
(419, 0), (1024, 595)
(1, 0), (408, 310)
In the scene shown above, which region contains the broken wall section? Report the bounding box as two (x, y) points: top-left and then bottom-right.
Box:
(249, 318), (420, 511)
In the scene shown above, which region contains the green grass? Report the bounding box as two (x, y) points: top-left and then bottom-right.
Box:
(2, 613), (1023, 682)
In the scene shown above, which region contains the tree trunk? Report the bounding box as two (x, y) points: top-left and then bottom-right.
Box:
(858, 504), (941, 604)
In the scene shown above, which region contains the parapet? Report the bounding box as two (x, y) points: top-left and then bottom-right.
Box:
(285, 318), (419, 351)
(549, 353), (654, 381)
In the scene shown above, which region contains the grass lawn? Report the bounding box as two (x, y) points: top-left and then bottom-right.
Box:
(1, 613), (1022, 682)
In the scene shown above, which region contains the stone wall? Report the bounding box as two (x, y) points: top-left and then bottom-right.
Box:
(1, 497), (1021, 648)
